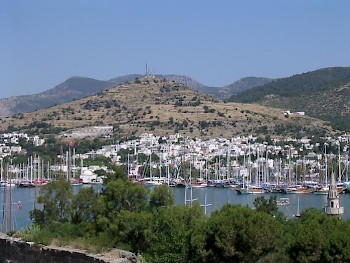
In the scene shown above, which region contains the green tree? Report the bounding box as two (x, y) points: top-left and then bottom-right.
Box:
(149, 185), (175, 210)
(103, 165), (128, 183)
(71, 186), (98, 224)
(118, 148), (134, 163)
(253, 195), (279, 216)
(95, 179), (149, 232)
(113, 210), (153, 253)
(145, 203), (206, 263)
(202, 204), (286, 263)
(30, 178), (73, 226)
(287, 208), (350, 262)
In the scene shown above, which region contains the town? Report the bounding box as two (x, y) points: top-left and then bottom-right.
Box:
(1, 129), (350, 196)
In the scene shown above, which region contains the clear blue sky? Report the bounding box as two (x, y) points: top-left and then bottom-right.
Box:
(1, 0), (349, 98)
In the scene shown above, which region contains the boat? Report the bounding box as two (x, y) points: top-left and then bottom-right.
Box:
(235, 185), (266, 194)
(314, 185), (329, 195)
(144, 180), (162, 186)
(282, 185), (313, 194)
(277, 197), (290, 206)
(172, 178), (187, 188)
(17, 180), (35, 188)
(191, 179), (207, 188)
(70, 178), (83, 186)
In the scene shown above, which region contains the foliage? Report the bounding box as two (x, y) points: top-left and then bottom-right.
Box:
(231, 67), (350, 102)
(83, 155), (112, 167)
(286, 208), (350, 262)
(118, 148), (134, 163)
(17, 224), (42, 242)
(113, 210), (153, 253)
(31, 178), (73, 226)
(145, 203), (206, 263)
(149, 184), (175, 210)
(71, 186), (98, 224)
(94, 179), (149, 233)
(202, 204), (285, 263)
(26, 173), (350, 262)
(253, 195), (279, 216)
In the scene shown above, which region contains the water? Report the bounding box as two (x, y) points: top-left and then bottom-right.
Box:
(172, 187), (333, 217)
(1, 186), (350, 232)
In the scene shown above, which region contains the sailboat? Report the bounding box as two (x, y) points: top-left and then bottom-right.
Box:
(143, 154), (162, 186)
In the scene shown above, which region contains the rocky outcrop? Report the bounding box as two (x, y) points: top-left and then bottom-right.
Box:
(0, 233), (139, 263)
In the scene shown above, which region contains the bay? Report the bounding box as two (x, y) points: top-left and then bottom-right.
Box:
(1, 185), (349, 232)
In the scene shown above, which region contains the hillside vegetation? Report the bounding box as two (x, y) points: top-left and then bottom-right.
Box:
(0, 77), (335, 139)
(229, 67), (350, 130)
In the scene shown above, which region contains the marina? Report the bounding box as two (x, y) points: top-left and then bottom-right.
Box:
(1, 133), (350, 232)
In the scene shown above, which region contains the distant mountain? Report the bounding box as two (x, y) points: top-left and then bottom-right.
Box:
(218, 77), (273, 99)
(0, 77), (115, 118)
(0, 76), (334, 139)
(229, 67), (350, 130)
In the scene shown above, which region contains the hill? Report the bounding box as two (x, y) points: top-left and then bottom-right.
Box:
(0, 77), (335, 139)
(0, 74), (215, 119)
(0, 74), (270, 119)
(0, 77), (116, 118)
(229, 67), (350, 130)
(219, 77), (272, 99)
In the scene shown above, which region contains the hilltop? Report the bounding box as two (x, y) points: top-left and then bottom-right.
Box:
(0, 74), (210, 118)
(0, 77), (335, 139)
(0, 74), (272, 119)
(229, 67), (350, 130)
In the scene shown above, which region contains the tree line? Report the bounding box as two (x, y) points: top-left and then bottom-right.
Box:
(18, 166), (350, 262)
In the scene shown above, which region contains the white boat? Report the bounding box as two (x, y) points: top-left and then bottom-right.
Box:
(277, 198), (290, 206)
(314, 186), (329, 195)
(144, 180), (162, 186)
(235, 185), (265, 194)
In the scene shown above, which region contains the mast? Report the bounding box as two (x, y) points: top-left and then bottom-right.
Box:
(288, 148), (292, 185)
(0, 158), (2, 182)
(150, 153), (152, 180)
(325, 143), (328, 185)
(338, 142), (341, 182)
(226, 146), (230, 180)
(8, 164), (12, 232)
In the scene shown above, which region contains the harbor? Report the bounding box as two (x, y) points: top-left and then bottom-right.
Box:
(2, 184), (350, 232)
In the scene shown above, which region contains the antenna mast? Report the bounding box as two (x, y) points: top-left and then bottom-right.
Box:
(145, 61), (149, 77)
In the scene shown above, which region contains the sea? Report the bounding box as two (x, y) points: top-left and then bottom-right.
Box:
(1, 185), (350, 232)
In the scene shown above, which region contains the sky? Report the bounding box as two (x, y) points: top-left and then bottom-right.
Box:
(0, 1), (349, 99)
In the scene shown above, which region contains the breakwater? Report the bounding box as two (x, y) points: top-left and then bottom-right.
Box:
(0, 233), (139, 263)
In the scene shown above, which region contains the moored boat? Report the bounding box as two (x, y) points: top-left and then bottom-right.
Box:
(235, 185), (266, 194)
(17, 180), (35, 188)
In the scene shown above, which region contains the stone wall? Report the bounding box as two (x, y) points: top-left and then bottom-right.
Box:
(0, 233), (139, 263)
